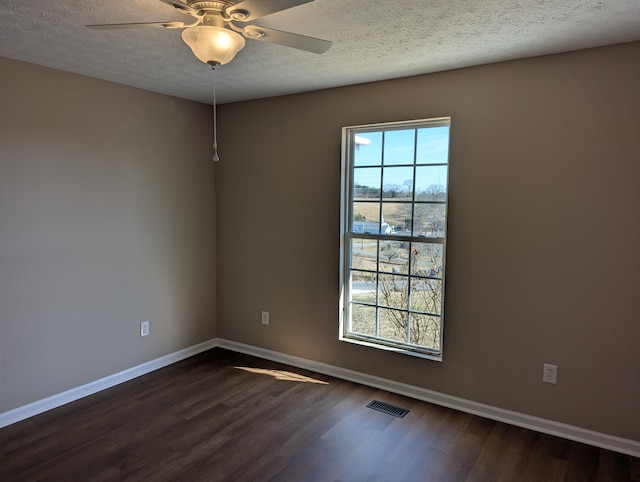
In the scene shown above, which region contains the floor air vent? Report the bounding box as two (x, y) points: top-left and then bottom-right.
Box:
(366, 400), (409, 418)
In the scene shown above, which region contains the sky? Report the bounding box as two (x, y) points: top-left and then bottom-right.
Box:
(353, 125), (450, 192)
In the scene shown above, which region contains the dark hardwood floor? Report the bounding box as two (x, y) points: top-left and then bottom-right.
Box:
(1, 348), (638, 481)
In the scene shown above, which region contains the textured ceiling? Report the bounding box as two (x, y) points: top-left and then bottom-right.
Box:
(1, 0), (639, 104)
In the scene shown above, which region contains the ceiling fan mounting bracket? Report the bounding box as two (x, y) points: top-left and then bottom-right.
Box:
(187, 1), (234, 14)
(244, 27), (265, 39)
(228, 9), (249, 21)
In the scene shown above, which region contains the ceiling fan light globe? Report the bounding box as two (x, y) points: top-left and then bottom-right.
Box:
(181, 26), (246, 65)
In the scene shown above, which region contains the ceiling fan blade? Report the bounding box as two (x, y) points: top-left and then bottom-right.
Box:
(243, 26), (332, 54)
(226, 0), (313, 22)
(156, 0), (199, 16)
(87, 21), (187, 30)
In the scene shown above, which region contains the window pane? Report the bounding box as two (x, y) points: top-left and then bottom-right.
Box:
(353, 167), (381, 200)
(351, 304), (377, 337)
(409, 242), (443, 278)
(378, 241), (407, 274)
(380, 203), (409, 235)
(351, 239), (377, 271)
(409, 279), (442, 315)
(415, 166), (447, 201)
(416, 126), (450, 165)
(350, 271), (377, 304)
(384, 129), (415, 165)
(354, 132), (382, 166)
(378, 308), (408, 343)
(381, 202), (408, 234)
(352, 202), (380, 233)
(378, 274), (409, 310)
(413, 203), (446, 238)
(382, 166), (414, 201)
(410, 313), (441, 350)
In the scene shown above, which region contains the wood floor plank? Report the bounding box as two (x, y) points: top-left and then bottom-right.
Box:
(0, 348), (637, 481)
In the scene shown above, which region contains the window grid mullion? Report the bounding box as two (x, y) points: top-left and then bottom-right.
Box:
(405, 128), (417, 344)
(374, 240), (380, 338)
(375, 131), (386, 339)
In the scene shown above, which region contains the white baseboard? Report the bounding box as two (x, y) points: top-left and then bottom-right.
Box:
(0, 338), (218, 429)
(216, 338), (640, 458)
(3, 337), (638, 458)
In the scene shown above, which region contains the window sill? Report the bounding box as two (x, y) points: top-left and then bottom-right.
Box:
(339, 334), (443, 362)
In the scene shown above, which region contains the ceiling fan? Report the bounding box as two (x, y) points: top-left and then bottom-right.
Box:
(88, 1), (331, 162)
(87, 0), (332, 66)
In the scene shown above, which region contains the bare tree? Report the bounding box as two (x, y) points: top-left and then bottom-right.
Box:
(380, 243), (400, 264)
(376, 246), (442, 349)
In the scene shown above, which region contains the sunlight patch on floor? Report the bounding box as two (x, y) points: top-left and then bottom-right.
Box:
(235, 366), (329, 384)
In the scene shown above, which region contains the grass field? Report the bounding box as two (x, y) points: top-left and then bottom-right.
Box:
(353, 201), (408, 228)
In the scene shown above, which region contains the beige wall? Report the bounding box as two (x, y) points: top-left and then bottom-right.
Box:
(0, 58), (217, 412)
(216, 42), (640, 441)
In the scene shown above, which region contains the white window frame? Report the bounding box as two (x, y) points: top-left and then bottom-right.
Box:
(339, 117), (451, 361)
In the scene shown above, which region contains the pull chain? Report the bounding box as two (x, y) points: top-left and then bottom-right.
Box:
(212, 64), (220, 162)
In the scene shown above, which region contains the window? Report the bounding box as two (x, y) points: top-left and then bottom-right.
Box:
(339, 118), (451, 360)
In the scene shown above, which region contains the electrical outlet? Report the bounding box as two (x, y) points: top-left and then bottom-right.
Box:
(261, 311), (269, 325)
(140, 321), (150, 337)
(543, 363), (557, 384)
